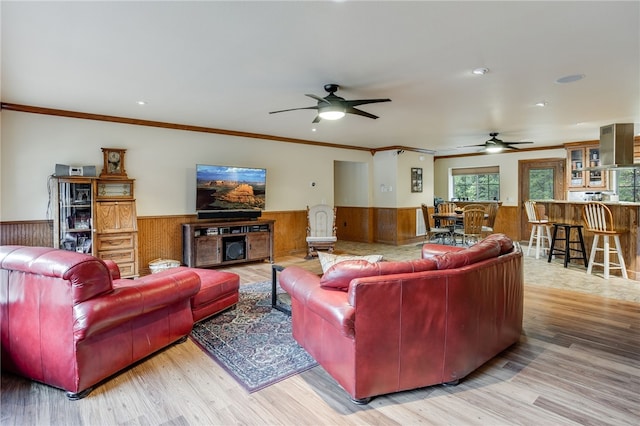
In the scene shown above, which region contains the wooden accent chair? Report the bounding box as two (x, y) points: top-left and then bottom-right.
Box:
(306, 204), (337, 259)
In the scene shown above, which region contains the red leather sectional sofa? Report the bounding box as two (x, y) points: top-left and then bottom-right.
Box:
(0, 245), (238, 400)
(279, 233), (524, 404)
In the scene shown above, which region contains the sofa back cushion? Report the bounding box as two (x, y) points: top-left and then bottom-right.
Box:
(320, 258), (438, 291)
(432, 233), (513, 270)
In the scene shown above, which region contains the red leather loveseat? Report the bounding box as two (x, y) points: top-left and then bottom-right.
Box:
(0, 246), (202, 400)
(279, 234), (523, 404)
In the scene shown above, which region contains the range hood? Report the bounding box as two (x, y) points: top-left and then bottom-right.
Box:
(584, 123), (638, 170)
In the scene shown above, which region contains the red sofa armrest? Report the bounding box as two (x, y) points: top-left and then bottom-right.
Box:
(74, 269), (201, 340)
(279, 266), (355, 338)
(103, 260), (121, 280)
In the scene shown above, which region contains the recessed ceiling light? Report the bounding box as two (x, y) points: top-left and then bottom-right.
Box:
(472, 67), (489, 75)
(556, 74), (585, 84)
(136, 100), (147, 105)
(311, 128), (317, 132)
(535, 101), (548, 107)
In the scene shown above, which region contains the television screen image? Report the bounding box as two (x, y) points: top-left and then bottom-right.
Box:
(196, 165), (266, 212)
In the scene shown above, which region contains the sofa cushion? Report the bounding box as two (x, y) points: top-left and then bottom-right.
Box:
(317, 252), (383, 273)
(320, 258), (437, 291)
(433, 238), (501, 270)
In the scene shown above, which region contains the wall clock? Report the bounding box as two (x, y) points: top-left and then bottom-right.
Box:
(100, 148), (127, 178)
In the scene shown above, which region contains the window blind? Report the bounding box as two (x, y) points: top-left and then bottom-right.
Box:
(451, 166), (499, 176)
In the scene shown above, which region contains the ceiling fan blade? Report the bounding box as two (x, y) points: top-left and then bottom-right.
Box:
(269, 106), (318, 114)
(502, 141), (533, 145)
(312, 115), (321, 123)
(345, 98), (391, 107)
(346, 106), (379, 119)
(305, 94), (331, 104)
(460, 143), (491, 148)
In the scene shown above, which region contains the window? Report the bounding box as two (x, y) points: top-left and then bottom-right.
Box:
(616, 169), (640, 202)
(452, 166), (500, 201)
(529, 168), (555, 200)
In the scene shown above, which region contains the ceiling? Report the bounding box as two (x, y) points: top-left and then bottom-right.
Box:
(2, 1), (639, 155)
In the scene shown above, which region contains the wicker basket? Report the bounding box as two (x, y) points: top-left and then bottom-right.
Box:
(148, 258), (180, 274)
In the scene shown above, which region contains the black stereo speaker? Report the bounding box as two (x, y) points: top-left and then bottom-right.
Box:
(225, 240), (245, 261)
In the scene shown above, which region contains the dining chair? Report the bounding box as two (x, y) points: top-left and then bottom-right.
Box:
(437, 202), (458, 229)
(453, 207), (485, 246)
(421, 204), (451, 244)
(524, 200), (552, 259)
(582, 202), (628, 279)
(481, 202), (499, 237)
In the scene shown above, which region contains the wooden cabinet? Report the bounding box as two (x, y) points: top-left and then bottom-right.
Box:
(95, 201), (137, 232)
(566, 142), (607, 190)
(247, 232), (270, 260)
(52, 176), (139, 278)
(95, 179), (139, 278)
(182, 219), (275, 268)
(194, 236), (221, 267)
(52, 177), (96, 255)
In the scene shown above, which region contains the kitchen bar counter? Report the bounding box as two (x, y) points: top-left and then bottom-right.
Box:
(534, 200), (639, 280)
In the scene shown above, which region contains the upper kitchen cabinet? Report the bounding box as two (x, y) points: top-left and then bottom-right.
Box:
(566, 141), (607, 190)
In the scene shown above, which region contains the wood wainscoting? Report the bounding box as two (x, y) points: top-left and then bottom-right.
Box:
(492, 205), (520, 241)
(137, 211), (308, 276)
(337, 206), (424, 246)
(0, 220), (53, 247)
(1, 205), (521, 276)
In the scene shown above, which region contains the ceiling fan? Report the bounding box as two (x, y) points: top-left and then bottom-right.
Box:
(269, 84), (391, 123)
(464, 133), (534, 153)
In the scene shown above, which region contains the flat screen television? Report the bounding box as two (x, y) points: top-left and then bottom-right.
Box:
(196, 164), (266, 220)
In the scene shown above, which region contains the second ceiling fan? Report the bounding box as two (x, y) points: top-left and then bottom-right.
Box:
(464, 133), (534, 152)
(269, 84), (391, 123)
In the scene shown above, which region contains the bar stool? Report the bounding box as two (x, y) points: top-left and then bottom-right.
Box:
(547, 223), (588, 268)
(582, 202), (628, 279)
(524, 200), (552, 259)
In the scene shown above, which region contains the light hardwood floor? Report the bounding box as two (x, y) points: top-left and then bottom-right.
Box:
(2, 244), (639, 426)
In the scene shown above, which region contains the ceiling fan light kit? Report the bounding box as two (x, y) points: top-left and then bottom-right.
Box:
(318, 105), (346, 120)
(269, 83), (390, 123)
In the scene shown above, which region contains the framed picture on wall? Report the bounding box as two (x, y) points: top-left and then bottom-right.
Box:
(411, 167), (423, 192)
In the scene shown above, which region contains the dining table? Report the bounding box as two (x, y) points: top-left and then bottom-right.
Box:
(431, 211), (489, 245)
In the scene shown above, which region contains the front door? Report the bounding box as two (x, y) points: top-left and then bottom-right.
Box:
(518, 158), (565, 241)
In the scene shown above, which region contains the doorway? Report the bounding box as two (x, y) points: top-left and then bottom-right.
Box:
(518, 158), (565, 241)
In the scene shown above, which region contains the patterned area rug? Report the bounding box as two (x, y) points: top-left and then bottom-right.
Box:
(190, 281), (317, 392)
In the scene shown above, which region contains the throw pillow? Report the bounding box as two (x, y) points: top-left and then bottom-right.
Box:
(317, 252), (383, 274)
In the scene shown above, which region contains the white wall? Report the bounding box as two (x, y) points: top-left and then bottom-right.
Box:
(334, 160), (370, 207)
(396, 150), (435, 208)
(0, 111), (374, 220)
(1, 109), (569, 221)
(433, 148), (567, 207)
